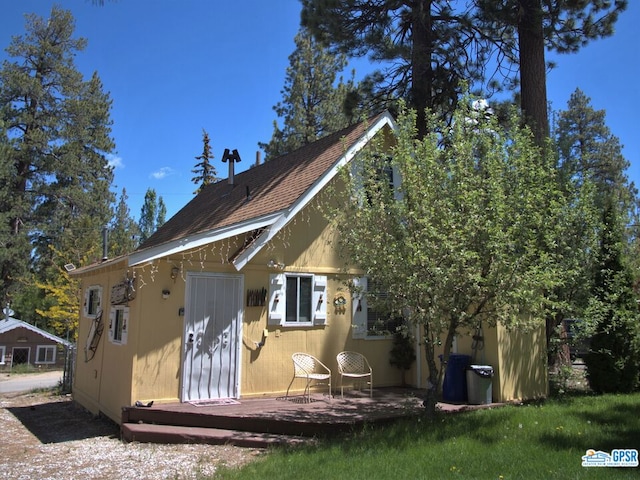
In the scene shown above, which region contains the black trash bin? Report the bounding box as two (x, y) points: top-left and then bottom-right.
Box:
(466, 365), (494, 404)
(442, 354), (471, 403)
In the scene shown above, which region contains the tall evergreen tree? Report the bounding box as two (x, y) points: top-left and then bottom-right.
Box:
(301, 1), (491, 137)
(545, 89), (637, 360)
(156, 196), (166, 229)
(474, 1), (627, 143)
(109, 188), (140, 257)
(138, 188), (165, 245)
(191, 129), (217, 194)
(0, 7), (115, 307)
(556, 89), (636, 213)
(302, 1), (627, 143)
(555, 90), (637, 309)
(0, 116), (30, 307)
(584, 198), (640, 393)
(260, 28), (358, 160)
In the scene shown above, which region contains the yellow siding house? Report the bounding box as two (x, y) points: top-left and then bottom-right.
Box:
(70, 112), (547, 424)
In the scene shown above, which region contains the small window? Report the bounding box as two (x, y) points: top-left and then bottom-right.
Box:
(109, 306), (129, 345)
(84, 285), (103, 318)
(285, 275), (313, 324)
(352, 277), (403, 339)
(366, 279), (403, 336)
(0, 346), (6, 364)
(269, 273), (327, 326)
(35, 345), (56, 364)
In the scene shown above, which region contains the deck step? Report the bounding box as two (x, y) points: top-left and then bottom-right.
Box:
(122, 422), (316, 449)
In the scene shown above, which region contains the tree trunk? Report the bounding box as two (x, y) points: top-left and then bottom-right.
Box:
(412, 0), (433, 139)
(422, 321), (440, 416)
(517, 0), (549, 145)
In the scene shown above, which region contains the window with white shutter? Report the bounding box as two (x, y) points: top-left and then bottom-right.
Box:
(351, 277), (403, 339)
(84, 285), (103, 318)
(268, 273), (327, 327)
(109, 306), (129, 345)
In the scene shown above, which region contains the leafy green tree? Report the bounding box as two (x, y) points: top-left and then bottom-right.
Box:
(0, 7), (115, 308)
(475, 1), (627, 143)
(328, 101), (565, 414)
(584, 198), (640, 393)
(192, 129), (217, 194)
(109, 188), (140, 257)
(35, 246), (80, 340)
(138, 188), (166, 245)
(260, 28), (359, 160)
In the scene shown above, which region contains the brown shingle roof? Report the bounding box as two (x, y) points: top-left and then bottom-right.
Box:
(136, 113), (388, 254)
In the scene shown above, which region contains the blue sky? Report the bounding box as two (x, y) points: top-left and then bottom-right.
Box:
(1, 1), (639, 220)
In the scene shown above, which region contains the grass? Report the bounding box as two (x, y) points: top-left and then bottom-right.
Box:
(217, 392), (640, 479)
(3, 364), (39, 375)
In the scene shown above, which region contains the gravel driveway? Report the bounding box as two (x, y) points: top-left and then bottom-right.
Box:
(0, 390), (262, 480)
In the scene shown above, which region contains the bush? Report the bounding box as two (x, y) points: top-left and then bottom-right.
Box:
(584, 308), (640, 393)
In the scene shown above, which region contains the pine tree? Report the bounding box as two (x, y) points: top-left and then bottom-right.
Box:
(584, 198), (640, 393)
(301, 2), (491, 137)
(474, 1), (627, 143)
(545, 89), (637, 364)
(0, 7), (115, 308)
(302, 1), (627, 142)
(191, 129), (217, 194)
(556, 89), (636, 213)
(259, 28), (358, 160)
(156, 196), (166, 229)
(138, 188), (165, 245)
(109, 188), (139, 257)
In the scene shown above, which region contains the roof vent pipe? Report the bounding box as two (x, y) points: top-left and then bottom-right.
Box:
(222, 148), (241, 185)
(102, 227), (108, 261)
(256, 150), (261, 166)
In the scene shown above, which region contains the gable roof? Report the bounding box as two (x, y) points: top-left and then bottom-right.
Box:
(129, 111), (396, 269)
(0, 317), (72, 347)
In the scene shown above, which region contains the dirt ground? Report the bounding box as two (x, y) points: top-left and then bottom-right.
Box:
(0, 390), (263, 480)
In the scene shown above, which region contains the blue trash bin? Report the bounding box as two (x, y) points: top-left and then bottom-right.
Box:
(442, 354), (471, 403)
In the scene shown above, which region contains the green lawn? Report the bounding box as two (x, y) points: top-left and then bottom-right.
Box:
(217, 393), (640, 479)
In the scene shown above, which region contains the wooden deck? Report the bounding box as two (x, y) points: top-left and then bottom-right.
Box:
(121, 388), (499, 448)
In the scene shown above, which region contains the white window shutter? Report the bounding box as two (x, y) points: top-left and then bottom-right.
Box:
(83, 287), (89, 317)
(120, 307), (129, 345)
(108, 307), (115, 342)
(313, 275), (328, 325)
(352, 277), (367, 339)
(268, 273), (286, 326)
(96, 286), (102, 311)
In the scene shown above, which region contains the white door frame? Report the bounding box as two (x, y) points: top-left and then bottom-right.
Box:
(181, 272), (243, 402)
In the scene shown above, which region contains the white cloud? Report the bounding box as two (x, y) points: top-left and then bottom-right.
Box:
(106, 154), (124, 169)
(150, 167), (175, 180)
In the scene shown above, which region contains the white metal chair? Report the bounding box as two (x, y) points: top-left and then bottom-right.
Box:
(286, 353), (332, 402)
(336, 351), (373, 398)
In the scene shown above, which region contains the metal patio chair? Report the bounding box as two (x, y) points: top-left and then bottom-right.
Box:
(336, 351), (373, 398)
(286, 353), (332, 402)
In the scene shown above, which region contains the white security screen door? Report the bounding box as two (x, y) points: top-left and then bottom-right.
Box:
(182, 273), (242, 401)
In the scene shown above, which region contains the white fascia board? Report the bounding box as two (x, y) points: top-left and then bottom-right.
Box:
(128, 212), (282, 267)
(233, 112), (396, 271)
